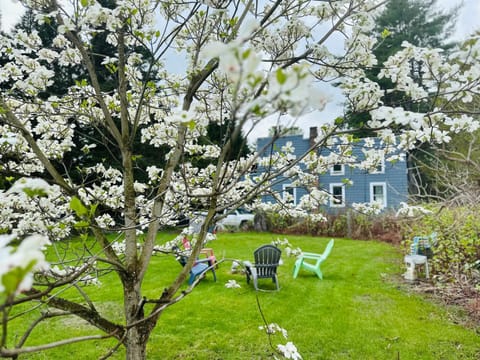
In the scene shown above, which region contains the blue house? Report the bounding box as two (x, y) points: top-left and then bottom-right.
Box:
(255, 127), (408, 213)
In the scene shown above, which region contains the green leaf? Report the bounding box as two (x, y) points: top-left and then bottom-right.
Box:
(80, 0), (89, 7)
(146, 81), (156, 90)
(380, 28), (391, 39)
(75, 79), (88, 87)
(187, 119), (196, 131)
(89, 203), (98, 218)
(105, 63), (117, 74)
(74, 220), (90, 230)
(70, 196), (88, 217)
(251, 104), (263, 116)
(1, 260), (36, 295)
(23, 188), (48, 198)
(276, 68), (287, 85)
(2, 271), (20, 295)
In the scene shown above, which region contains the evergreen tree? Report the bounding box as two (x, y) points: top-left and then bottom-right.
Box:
(343, 0), (459, 136)
(339, 0), (460, 199)
(7, 3), (250, 187)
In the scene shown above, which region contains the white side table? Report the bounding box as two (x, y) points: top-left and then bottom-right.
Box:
(404, 255), (429, 280)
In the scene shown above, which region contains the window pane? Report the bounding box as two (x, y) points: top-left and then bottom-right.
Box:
(332, 186), (343, 204)
(283, 186), (295, 204)
(373, 185), (384, 203)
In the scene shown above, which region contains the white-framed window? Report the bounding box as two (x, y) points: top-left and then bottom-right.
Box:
(330, 163), (344, 176)
(329, 183), (345, 207)
(282, 184), (297, 204)
(370, 182), (387, 208)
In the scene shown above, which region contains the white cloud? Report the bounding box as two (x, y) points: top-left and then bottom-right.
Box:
(0, 0), (26, 32)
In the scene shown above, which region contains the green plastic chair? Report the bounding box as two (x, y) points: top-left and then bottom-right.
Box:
(293, 239), (334, 279)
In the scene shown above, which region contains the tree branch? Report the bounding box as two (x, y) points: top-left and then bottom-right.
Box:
(0, 98), (73, 193)
(1, 333), (117, 357)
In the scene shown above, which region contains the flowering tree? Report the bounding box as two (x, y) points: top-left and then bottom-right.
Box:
(1, 0), (480, 358)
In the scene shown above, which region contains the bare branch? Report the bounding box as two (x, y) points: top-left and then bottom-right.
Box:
(0, 333), (117, 358)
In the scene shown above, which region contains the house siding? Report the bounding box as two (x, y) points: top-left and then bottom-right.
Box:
(256, 130), (408, 212)
(256, 134), (310, 205)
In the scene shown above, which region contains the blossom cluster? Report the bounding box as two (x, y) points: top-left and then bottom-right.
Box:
(0, 178), (74, 238)
(271, 238), (302, 258)
(259, 323), (302, 359)
(225, 279), (241, 288)
(352, 202), (383, 216)
(395, 202), (433, 218)
(0, 234), (50, 296)
(1, 0), (480, 357)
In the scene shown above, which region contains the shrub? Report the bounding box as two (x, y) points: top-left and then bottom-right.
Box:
(401, 205), (480, 285)
(261, 210), (402, 243)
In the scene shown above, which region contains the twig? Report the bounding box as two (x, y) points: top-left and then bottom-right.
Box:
(255, 293), (280, 356)
(0, 333), (117, 357)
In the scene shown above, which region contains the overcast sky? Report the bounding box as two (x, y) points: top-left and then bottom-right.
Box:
(1, 0), (479, 142)
(2, 0), (478, 37)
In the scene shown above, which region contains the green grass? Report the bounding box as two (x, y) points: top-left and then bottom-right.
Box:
(10, 232), (480, 359)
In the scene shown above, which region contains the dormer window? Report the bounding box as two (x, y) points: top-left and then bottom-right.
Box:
(330, 164), (344, 176)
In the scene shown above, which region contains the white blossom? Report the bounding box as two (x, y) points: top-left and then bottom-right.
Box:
(7, 178), (53, 196)
(277, 342), (302, 360)
(225, 280), (241, 288)
(2, 0), (480, 355)
(0, 234), (50, 295)
(352, 202), (383, 215)
(396, 202), (433, 217)
(259, 323), (288, 339)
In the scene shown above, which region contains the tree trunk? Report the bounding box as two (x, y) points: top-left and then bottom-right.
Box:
(254, 211), (268, 232)
(123, 279), (150, 360)
(125, 327), (149, 360)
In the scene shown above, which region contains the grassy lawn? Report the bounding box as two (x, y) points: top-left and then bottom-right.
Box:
(12, 232), (480, 359)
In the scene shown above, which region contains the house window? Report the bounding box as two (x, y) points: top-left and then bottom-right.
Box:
(329, 183), (345, 207)
(370, 182), (387, 208)
(330, 163), (344, 176)
(282, 184), (297, 204)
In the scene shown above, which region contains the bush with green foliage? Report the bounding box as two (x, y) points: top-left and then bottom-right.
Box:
(402, 205), (480, 285)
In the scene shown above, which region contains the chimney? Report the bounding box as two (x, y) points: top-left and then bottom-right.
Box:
(309, 126), (318, 148)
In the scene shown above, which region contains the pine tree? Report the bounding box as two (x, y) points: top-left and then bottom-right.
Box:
(9, 4), (250, 187)
(343, 0), (459, 136)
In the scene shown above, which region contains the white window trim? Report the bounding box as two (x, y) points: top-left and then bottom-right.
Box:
(370, 182), (387, 208)
(329, 183), (345, 207)
(330, 164), (345, 176)
(282, 184), (297, 205)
